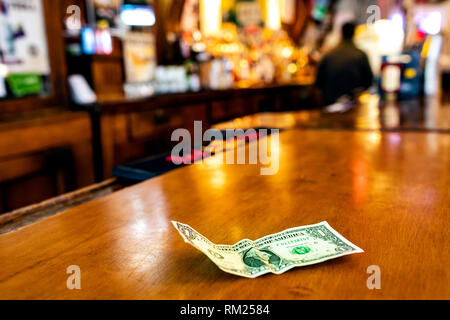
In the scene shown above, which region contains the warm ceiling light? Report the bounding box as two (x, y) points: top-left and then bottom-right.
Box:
(266, 0), (281, 30)
(200, 0), (222, 37)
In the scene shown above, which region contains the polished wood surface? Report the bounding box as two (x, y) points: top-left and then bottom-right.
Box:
(0, 129), (449, 299)
(214, 94), (450, 133)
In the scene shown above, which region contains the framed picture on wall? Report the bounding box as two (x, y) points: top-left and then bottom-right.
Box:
(0, 0), (68, 114)
(0, 0), (51, 98)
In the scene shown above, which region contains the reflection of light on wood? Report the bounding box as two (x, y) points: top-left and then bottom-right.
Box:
(358, 93), (372, 104)
(211, 172), (226, 190)
(200, 0), (222, 36)
(371, 171), (391, 202)
(130, 219), (150, 238)
(204, 153), (225, 167)
(275, 113), (296, 127)
(366, 132), (382, 146)
(261, 134), (280, 169)
(297, 112), (310, 122)
(208, 165), (226, 190)
(352, 157), (369, 206)
(356, 94), (381, 130)
(388, 133), (402, 145)
(384, 105), (400, 128)
(268, 135), (280, 159)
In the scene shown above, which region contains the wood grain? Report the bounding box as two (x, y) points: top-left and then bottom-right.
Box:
(0, 129), (448, 300)
(214, 95), (450, 133)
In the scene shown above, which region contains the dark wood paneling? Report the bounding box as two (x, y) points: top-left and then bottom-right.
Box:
(0, 111), (95, 213)
(95, 86), (310, 178)
(2, 174), (57, 212)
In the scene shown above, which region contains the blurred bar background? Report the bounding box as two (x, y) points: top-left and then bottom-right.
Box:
(0, 0), (449, 219)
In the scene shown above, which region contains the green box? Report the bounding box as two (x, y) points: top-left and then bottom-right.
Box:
(7, 74), (44, 97)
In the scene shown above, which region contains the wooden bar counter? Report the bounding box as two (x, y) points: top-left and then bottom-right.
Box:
(0, 129), (449, 300)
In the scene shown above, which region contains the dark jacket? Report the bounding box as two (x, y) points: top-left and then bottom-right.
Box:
(315, 40), (374, 106)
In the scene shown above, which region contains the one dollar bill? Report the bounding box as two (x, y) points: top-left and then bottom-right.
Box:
(172, 221), (364, 278)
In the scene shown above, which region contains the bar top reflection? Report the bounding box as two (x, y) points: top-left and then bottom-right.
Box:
(0, 129), (448, 299)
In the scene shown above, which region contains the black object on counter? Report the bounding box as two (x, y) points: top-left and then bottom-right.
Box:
(113, 128), (280, 182)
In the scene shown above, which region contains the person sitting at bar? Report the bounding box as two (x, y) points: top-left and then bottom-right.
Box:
(315, 22), (374, 107)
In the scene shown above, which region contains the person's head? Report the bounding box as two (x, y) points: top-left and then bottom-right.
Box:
(342, 22), (356, 41)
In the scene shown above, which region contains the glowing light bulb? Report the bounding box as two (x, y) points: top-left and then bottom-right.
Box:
(200, 0), (222, 36)
(266, 0), (281, 30)
(287, 63), (298, 74)
(419, 12), (442, 35)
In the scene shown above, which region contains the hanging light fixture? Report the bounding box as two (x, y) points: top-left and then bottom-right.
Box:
(266, 0), (281, 30)
(200, 0), (222, 37)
